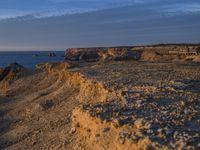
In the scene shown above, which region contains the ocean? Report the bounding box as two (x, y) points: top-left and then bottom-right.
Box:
(0, 51), (65, 69)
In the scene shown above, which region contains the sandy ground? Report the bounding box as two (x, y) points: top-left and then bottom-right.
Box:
(0, 71), (79, 149)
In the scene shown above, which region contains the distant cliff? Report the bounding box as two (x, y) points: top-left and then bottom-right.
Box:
(65, 47), (142, 62)
(65, 44), (200, 62)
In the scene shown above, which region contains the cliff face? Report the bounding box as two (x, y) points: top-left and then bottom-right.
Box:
(65, 44), (200, 62)
(65, 47), (141, 62)
(65, 48), (101, 61)
(0, 63), (24, 81)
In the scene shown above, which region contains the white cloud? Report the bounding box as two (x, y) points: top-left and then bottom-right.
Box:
(0, 9), (31, 20)
(161, 3), (200, 16)
(1, 0), (200, 20)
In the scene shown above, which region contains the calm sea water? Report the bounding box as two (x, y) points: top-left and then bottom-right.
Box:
(0, 51), (65, 69)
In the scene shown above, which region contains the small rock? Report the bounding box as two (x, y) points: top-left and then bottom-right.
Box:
(184, 109), (189, 115)
(118, 133), (126, 144)
(102, 128), (110, 133)
(112, 119), (122, 128)
(173, 131), (178, 138)
(179, 101), (185, 106)
(146, 129), (154, 134)
(134, 119), (144, 128)
(157, 128), (164, 135)
(136, 100), (142, 107)
(70, 127), (76, 134)
(164, 128), (173, 135)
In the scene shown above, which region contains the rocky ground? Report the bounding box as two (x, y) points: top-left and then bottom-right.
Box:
(0, 60), (200, 150)
(73, 61), (200, 150)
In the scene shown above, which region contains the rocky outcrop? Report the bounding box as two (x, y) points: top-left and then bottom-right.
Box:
(65, 48), (102, 61)
(0, 63), (31, 96)
(72, 106), (161, 150)
(36, 61), (78, 71)
(65, 44), (200, 62)
(48, 52), (56, 57)
(67, 60), (200, 150)
(99, 48), (141, 61)
(0, 63), (26, 82)
(65, 47), (141, 62)
(42, 62), (116, 104)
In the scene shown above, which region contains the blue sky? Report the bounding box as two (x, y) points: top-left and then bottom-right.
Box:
(0, 0), (200, 50)
(0, 0), (142, 19)
(0, 0), (200, 19)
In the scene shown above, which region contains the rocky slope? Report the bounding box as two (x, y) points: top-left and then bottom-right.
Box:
(0, 63), (28, 82)
(0, 62), (117, 149)
(0, 63), (31, 96)
(1, 49), (200, 149)
(71, 61), (200, 150)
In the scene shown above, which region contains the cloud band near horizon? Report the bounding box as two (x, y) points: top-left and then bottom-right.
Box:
(0, 0), (199, 51)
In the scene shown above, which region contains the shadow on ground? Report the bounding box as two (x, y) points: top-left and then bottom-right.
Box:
(0, 96), (12, 149)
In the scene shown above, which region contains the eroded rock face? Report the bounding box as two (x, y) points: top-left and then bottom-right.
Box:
(65, 47), (139, 62)
(65, 44), (200, 63)
(65, 48), (102, 61)
(0, 63), (25, 82)
(70, 61), (200, 150)
(36, 61), (78, 72)
(99, 48), (141, 61)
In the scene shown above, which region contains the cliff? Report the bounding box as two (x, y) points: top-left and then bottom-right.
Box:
(65, 44), (200, 62)
(65, 47), (141, 61)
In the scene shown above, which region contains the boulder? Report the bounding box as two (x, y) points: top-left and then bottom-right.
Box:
(48, 52), (56, 57)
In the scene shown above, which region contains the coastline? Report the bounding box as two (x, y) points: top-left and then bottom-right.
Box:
(0, 44), (200, 149)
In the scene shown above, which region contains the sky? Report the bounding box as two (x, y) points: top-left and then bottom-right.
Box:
(0, 0), (200, 51)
